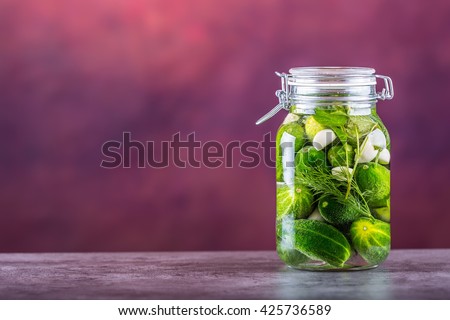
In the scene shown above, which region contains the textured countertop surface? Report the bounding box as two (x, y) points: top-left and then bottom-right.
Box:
(0, 249), (449, 299)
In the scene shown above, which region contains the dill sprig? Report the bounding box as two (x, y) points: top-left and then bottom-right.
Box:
(296, 166), (372, 217)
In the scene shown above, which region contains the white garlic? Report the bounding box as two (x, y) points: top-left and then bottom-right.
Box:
(282, 113), (300, 124)
(312, 129), (337, 151)
(369, 129), (387, 149)
(378, 148), (391, 165)
(331, 166), (354, 181)
(308, 207), (324, 221)
(357, 139), (378, 163)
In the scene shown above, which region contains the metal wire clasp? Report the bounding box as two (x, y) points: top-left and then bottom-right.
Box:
(255, 72), (290, 125)
(376, 75), (394, 100)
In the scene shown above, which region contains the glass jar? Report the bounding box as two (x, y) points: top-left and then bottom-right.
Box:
(257, 67), (394, 270)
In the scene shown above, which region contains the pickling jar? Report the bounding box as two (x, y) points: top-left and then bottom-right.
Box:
(257, 67), (394, 270)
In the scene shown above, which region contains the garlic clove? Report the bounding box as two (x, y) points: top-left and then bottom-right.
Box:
(357, 139), (378, 163)
(378, 148), (391, 165)
(331, 166), (354, 181)
(308, 207), (325, 221)
(312, 129), (337, 151)
(369, 128), (387, 149)
(282, 113), (300, 125)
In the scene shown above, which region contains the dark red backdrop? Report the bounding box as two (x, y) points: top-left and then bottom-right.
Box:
(1, 0), (450, 252)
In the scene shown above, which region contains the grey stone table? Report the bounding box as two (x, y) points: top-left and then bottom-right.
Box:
(0, 249), (449, 299)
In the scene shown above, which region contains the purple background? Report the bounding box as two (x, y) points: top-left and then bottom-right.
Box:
(1, 0), (450, 252)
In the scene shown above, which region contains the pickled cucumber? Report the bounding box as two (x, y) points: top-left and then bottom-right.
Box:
(355, 163), (390, 208)
(276, 122), (305, 153)
(350, 218), (390, 265)
(318, 195), (364, 228)
(293, 220), (352, 267)
(277, 246), (310, 266)
(277, 216), (310, 265)
(277, 184), (314, 219)
(304, 116), (326, 141)
(372, 206), (390, 223)
(276, 155), (283, 182)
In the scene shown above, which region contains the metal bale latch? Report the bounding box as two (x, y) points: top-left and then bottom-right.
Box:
(255, 72), (290, 125)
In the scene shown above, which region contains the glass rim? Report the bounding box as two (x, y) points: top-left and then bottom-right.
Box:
(288, 66), (376, 77)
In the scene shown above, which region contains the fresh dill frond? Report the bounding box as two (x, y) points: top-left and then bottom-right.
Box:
(296, 165), (372, 217)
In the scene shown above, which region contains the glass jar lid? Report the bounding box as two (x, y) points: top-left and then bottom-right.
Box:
(288, 66), (376, 86)
(256, 66), (394, 125)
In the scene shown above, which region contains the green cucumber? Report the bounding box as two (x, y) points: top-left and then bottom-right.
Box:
(293, 220), (351, 267)
(350, 218), (390, 265)
(372, 206), (390, 223)
(276, 184), (314, 219)
(318, 195), (364, 227)
(355, 163), (390, 208)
